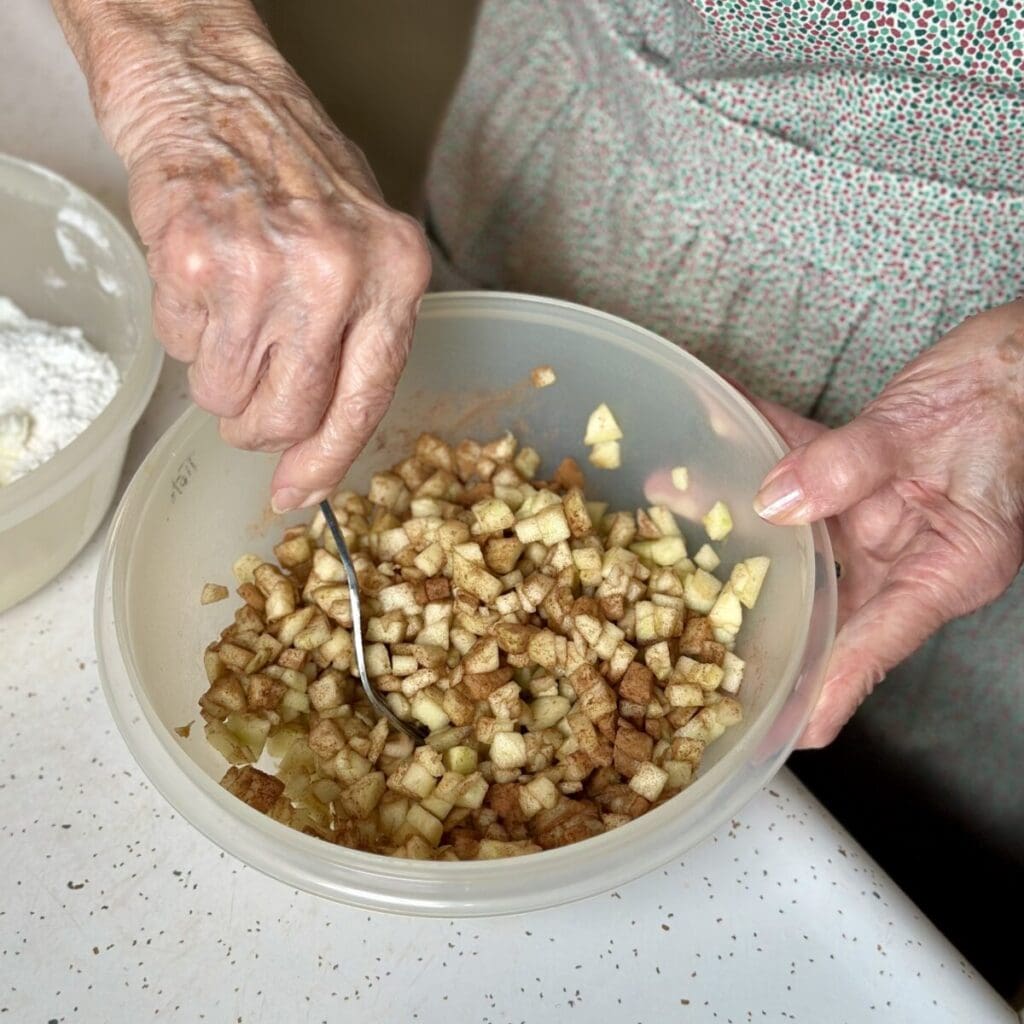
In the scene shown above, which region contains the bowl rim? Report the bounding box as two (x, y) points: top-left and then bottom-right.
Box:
(96, 290), (835, 916)
(0, 153), (164, 528)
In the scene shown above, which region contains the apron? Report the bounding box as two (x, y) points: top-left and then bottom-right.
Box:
(424, 0), (1024, 862)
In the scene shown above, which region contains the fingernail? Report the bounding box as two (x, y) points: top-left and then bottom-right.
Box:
(272, 487), (330, 514)
(299, 487), (332, 510)
(271, 488), (307, 514)
(753, 470), (805, 522)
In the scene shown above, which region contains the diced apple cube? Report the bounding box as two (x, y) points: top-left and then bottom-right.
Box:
(390, 760), (438, 800)
(201, 583), (229, 605)
(463, 637), (499, 674)
(684, 569), (723, 614)
(664, 759), (694, 789)
(573, 548), (603, 587)
(378, 794), (410, 836)
(444, 745), (478, 775)
(232, 553), (265, 586)
(644, 641), (673, 681)
(670, 467), (689, 491)
(709, 585), (743, 634)
(721, 651), (745, 694)
(536, 504), (571, 545)
(629, 762), (668, 802)
(712, 696), (743, 728)
(472, 497), (515, 533)
(369, 471), (408, 509)
(364, 643), (391, 678)
(703, 500), (733, 541)
(524, 775), (560, 811)
(648, 507), (680, 538)
(410, 691), (450, 732)
(712, 626), (737, 648)
(530, 365), (557, 388)
(649, 536), (687, 566)
(584, 403), (623, 445)
(224, 712), (271, 761)
(420, 793), (454, 820)
(453, 553), (502, 603)
(334, 746), (373, 784)
(452, 772), (489, 809)
(676, 655), (725, 691)
(693, 543), (720, 573)
(339, 772), (386, 818)
(665, 681), (704, 708)
(406, 804), (444, 846)
(562, 489), (593, 538)
(677, 707), (727, 743)
(529, 694), (571, 730)
(414, 541), (446, 577)
(490, 732), (527, 769)
(730, 556), (771, 609)
(588, 441), (621, 469)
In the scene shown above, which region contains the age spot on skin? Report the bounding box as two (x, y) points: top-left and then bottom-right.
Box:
(996, 329), (1024, 364)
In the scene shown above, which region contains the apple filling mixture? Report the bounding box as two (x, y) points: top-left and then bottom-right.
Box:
(198, 427), (769, 860)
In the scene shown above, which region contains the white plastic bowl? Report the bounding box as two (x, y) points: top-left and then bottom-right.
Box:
(97, 292), (835, 917)
(0, 154), (163, 611)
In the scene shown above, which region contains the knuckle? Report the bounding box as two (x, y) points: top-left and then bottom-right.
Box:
(219, 391), (315, 452)
(218, 416), (259, 451)
(257, 407), (313, 449)
(381, 213), (432, 293)
(158, 224), (215, 290)
(337, 381), (393, 437)
(219, 415), (280, 453)
(189, 368), (247, 419)
(311, 237), (362, 292)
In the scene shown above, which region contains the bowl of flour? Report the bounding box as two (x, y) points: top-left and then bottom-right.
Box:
(0, 155), (162, 611)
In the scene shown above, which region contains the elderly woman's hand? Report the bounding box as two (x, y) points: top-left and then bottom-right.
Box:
(747, 300), (1024, 748)
(55, 0), (431, 512)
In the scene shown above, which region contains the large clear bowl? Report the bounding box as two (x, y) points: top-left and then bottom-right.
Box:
(96, 291), (835, 917)
(0, 154), (163, 611)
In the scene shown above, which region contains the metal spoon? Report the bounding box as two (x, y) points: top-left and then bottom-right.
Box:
(319, 500), (426, 743)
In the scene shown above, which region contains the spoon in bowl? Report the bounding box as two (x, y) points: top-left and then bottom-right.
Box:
(320, 499), (426, 744)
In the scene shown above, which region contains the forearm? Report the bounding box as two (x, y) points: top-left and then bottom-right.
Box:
(50, 0), (292, 162)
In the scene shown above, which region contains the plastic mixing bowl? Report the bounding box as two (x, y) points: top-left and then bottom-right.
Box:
(97, 291), (835, 917)
(0, 154), (163, 611)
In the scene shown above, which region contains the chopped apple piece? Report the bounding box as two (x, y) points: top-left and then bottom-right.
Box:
(703, 500), (734, 541)
(584, 403), (623, 445)
(693, 544), (720, 573)
(684, 569), (723, 614)
(201, 583), (229, 605)
(709, 586), (743, 634)
(730, 556), (771, 608)
(588, 440), (621, 470)
(721, 651), (745, 694)
(531, 365), (557, 388)
(629, 762), (668, 802)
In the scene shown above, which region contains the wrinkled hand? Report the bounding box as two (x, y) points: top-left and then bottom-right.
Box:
(89, 7), (430, 511)
(746, 301), (1024, 747)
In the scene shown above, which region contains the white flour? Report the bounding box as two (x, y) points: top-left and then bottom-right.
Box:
(0, 297), (120, 485)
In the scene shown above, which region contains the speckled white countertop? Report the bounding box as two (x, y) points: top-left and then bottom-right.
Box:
(0, 4), (1016, 1023)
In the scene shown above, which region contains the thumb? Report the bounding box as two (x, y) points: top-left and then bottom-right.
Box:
(754, 415), (901, 525)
